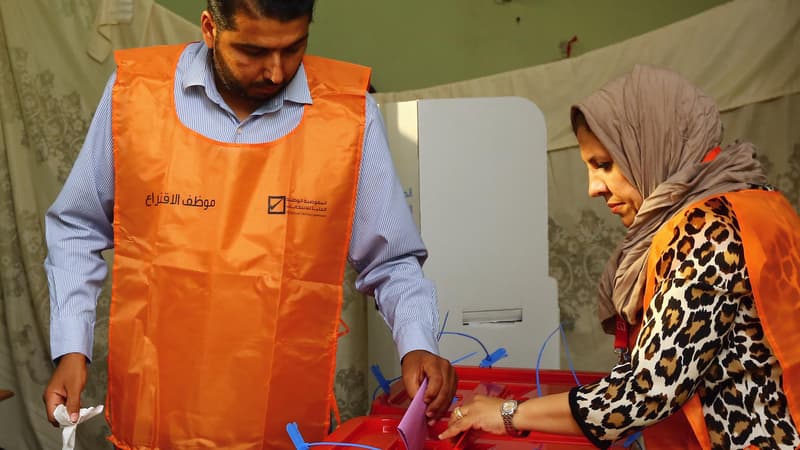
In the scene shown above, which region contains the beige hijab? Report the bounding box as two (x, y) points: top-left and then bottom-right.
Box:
(571, 65), (767, 334)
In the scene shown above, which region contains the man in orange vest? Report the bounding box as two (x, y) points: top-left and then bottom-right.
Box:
(41, 1), (456, 448)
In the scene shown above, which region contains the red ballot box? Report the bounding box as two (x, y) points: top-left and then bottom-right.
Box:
(320, 415), (599, 449)
(356, 365), (698, 449)
(316, 416), (460, 450)
(370, 366), (605, 417)
(333, 366), (608, 449)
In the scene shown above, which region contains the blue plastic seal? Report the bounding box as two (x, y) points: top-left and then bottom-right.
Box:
(286, 422), (309, 450)
(370, 364), (392, 395)
(479, 347), (508, 368)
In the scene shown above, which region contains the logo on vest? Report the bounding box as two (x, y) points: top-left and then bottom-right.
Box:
(268, 195), (328, 217)
(267, 196), (286, 214)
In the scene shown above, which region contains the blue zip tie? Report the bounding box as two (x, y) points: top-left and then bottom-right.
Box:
(531, 324), (640, 447)
(479, 347), (508, 368)
(287, 422), (383, 450)
(370, 364), (391, 395)
(439, 331), (491, 358)
(450, 351), (478, 366)
(437, 310), (450, 341)
(286, 422), (309, 450)
(369, 352), (475, 404)
(535, 325), (562, 398)
(308, 443), (382, 449)
(371, 375), (401, 401)
(535, 323), (583, 397)
(439, 317), (508, 367)
(559, 324), (581, 386)
(621, 431), (643, 448)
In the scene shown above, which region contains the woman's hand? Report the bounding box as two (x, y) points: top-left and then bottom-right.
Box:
(438, 394), (506, 439)
(439, 391), (582, 440)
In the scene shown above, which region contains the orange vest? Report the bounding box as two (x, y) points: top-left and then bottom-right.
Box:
(639, 190), (800, 450)
(107, 44), (370, 449)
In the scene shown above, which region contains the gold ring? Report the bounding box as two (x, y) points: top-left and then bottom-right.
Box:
(453, 406), (464, 421)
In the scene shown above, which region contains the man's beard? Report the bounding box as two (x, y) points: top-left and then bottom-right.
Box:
(211, 43), (278, 103)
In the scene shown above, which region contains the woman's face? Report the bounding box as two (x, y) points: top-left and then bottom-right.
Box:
(577, 125), (643, 228)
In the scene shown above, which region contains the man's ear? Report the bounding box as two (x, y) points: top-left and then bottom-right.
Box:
(200, 11), (217, 49)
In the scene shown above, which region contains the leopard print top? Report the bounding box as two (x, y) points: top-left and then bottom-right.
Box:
(569, 195), (800, 450)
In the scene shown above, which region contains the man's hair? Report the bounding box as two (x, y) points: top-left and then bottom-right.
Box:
(207, 0), (315, 30)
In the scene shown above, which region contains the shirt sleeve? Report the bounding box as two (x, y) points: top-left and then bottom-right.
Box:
(348, 93), (440, 360)
(568, 204), (746, 448)
(44, 72), (117, 362)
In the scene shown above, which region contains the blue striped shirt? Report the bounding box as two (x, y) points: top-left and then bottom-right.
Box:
(44, 42), (439, 362)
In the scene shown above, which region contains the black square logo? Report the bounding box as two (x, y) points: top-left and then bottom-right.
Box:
(267, 196), (286, 214)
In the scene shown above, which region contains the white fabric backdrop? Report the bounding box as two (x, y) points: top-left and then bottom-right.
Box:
(375, 0), (799, 152)
(0, 0), (797, 448)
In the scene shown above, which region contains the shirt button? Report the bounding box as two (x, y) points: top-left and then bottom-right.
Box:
(236, 128), (243, 134)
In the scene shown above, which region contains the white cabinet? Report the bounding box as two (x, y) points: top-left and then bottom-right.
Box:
(368, 97), (559, 388)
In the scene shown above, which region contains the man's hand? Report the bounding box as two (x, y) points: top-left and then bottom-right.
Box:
(43, 353), (87, 426)
(401, 349), (457, 425)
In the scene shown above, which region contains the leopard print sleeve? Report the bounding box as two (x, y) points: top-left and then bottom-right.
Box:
(568, 197), (747, 448)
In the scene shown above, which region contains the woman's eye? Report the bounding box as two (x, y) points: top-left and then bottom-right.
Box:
(595, 162), (612, 170)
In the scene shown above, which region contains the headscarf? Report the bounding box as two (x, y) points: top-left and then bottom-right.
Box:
(570, 65), (767, 334)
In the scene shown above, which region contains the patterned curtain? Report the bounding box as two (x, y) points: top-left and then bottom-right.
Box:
(0, 2), (101, 447)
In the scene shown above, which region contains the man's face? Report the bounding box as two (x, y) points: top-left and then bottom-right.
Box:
(201, 10), (310, 103)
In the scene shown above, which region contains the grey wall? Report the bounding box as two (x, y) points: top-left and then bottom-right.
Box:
(156, 0), (729, 92)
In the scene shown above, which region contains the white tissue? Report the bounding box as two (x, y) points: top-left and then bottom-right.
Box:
(53, 404), (105, 450)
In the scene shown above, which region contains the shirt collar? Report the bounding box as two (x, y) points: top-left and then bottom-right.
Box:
(182, 44), (313, 115)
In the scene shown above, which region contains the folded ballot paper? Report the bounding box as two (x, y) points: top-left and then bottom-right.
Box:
(53, 404), (104, 450)
(397, 377), (429, 450)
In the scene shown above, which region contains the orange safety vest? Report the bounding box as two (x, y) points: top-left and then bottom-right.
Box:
(636, 190), (800, 450)
(107, 44), (370, 449)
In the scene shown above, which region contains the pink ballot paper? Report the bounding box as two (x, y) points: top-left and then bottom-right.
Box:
(397, 377), (429, 450)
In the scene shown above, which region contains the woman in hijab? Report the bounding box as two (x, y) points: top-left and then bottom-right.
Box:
(438, 65), (800, 449)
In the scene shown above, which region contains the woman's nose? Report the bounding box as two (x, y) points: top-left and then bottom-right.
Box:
(587, 174), (607, 198)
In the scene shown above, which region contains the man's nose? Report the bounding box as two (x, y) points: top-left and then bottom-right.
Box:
(265, 53), (283, 85)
